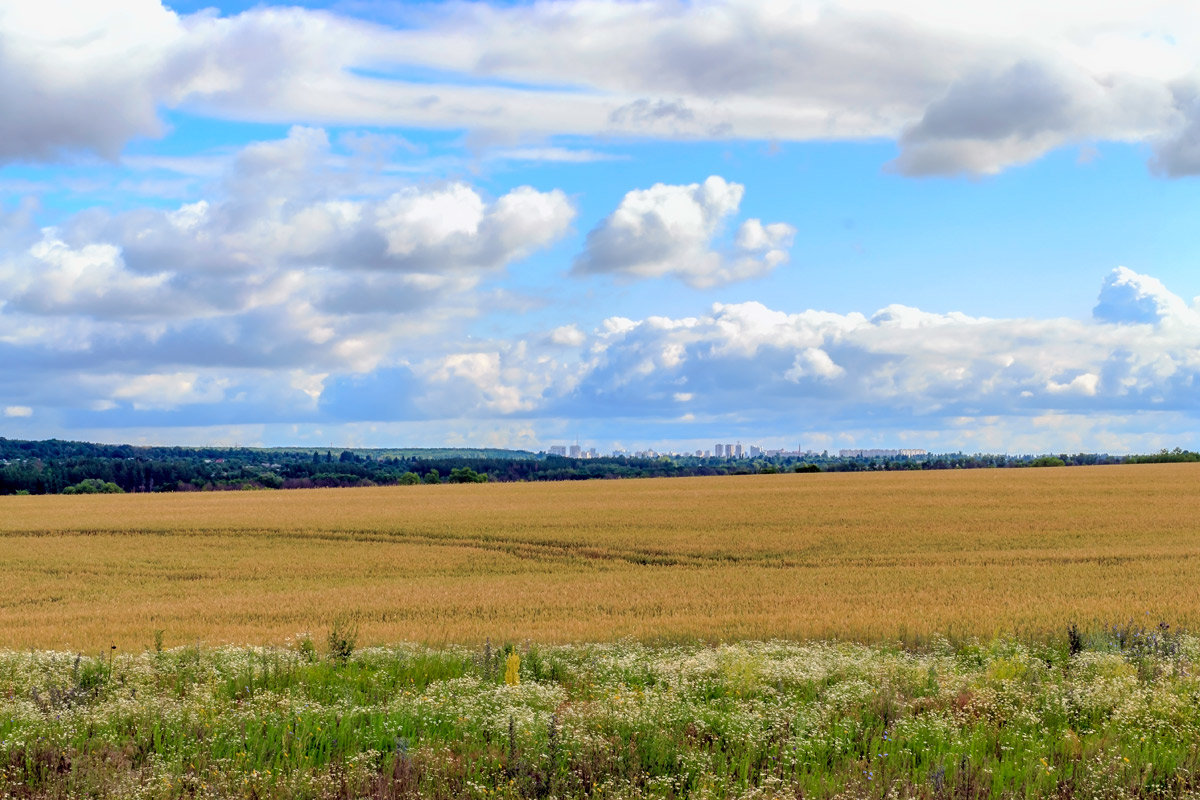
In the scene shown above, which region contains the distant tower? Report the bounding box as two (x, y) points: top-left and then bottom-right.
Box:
(714, 444), (724, 457)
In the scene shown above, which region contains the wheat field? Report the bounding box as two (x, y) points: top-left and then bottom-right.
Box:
(2, 463), (1198, 650)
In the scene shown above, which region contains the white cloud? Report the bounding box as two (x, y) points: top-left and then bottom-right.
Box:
(2, 260), (1198, 455)
(488, 147), (626, 164)
(889, 60), (1174, 176)
(3, 406), (32, 417)
(573, 176), (794, 287)
(0, 0), (179, 161)
(785, 348), (845, 381)
(426, 350), (549, 414)
(8, 233), (184, 319)
(6, 1), (1200, 176)
(1, 127), (573, 325)
(1046, 372), (1100, 396)
(548, 325), (587, 347)
(1093, 265), (1200, 326)
(0, 126), (576, 416)
(106, 372), (230, 410)
(516, 267), (1200, 433)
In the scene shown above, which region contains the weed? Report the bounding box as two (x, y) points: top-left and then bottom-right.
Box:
(327, 617), (358, 665)
(1067, 622), (1083, 657)
(504, 652), (520, 685)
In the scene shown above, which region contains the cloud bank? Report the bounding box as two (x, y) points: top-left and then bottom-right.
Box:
(0, 127), (574, 419)
(4, 143), (1199, 459)
(4, 0), (1200, 176)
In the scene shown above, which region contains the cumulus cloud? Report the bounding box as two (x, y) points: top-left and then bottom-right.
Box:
(573, 176), (794, 287)
(1094, 265), (1200, 326)
(5, 1), (1200, 176)
(548, 325), (587, 347)
(0, 0), (177, 161)
(4, 127), (574, 325)
(785, 348), (846, 382)
(515, 267), (1200, 433)
(272, 265), (1199, 445)
(91, 127), (574, 289)
(104, 372), (231, 411)
(1046, 372), (1100, 396)
(8, 234), (185, 319)
(5, 239), (1200, 450)
(0, 127), (573, 413)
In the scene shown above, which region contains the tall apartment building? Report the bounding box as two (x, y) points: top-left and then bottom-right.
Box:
(714, 444), (724, 457)
(547, 445), (567, 456)
(569, 444), (581, 458)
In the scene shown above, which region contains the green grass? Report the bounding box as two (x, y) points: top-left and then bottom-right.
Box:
(1, 627), (1198, 798)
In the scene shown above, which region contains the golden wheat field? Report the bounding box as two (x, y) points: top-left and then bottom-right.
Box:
(2, 463), (1199, 650)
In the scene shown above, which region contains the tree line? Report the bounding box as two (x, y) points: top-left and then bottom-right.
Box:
(0, 437), (1195, 495)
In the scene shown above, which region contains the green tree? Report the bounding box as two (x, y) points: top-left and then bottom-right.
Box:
(447, 466), (487, 483)
(1029, 456), (1066, 467)
(62, 478), (124, 494)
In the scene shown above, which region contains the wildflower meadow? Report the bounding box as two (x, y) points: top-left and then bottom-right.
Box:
(1, 629), (1197, 799)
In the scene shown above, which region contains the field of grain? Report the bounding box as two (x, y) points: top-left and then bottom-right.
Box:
(2, 464), (1199, 650)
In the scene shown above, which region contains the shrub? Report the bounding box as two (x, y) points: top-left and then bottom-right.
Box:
(62, 479), (124, 494)
(327, 617), (357, 664)
(1030, 456), (1066, 467)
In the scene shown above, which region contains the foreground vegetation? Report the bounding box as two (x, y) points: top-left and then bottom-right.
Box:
(1, 629), (1197, 799)
(2, 465), (1200, 650)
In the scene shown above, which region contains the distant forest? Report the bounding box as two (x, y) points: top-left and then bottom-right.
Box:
(0, 437), (1196, 495)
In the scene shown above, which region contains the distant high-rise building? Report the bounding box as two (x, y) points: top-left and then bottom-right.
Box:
(548, 445), (567, 456)
(749, 445), (761, 458)
(569, 444), (581, 458)
(714, 444), (724, 457)
(733, 443), (743, 458)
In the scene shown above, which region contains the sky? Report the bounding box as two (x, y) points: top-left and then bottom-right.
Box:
(1, 0), (1200, 455)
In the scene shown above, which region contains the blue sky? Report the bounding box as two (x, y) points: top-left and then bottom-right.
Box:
(2, 0), (1200, 454)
